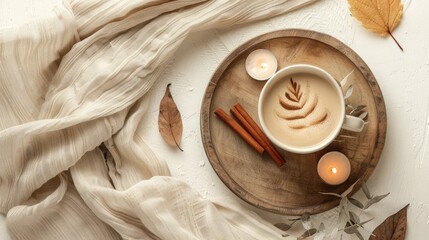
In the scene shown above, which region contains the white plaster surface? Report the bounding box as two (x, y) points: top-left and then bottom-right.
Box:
(1, 0), (428, 239)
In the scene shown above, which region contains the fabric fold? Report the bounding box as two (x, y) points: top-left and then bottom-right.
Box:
(0, 0), (318, 239)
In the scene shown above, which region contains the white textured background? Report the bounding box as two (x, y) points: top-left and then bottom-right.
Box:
(1, 0), (428, 239)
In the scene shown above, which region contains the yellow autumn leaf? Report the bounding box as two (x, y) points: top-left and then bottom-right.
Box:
(348, 0), (404, 50)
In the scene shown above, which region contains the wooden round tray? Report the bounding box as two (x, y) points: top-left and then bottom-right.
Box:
(200, 29), (386, 215)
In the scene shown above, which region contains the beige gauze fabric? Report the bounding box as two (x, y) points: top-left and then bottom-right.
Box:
(0, 0), (317, 239)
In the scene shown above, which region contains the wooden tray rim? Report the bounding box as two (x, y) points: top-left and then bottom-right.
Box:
(200, 29), (387, 215)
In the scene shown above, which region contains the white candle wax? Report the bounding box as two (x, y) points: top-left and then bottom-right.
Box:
(317, 151), (351, 185)
(245, 49), (278, 81)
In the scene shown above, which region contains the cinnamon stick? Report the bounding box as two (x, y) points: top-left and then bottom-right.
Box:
(214, 108), (264, 155)
(232, 103), (286, 167)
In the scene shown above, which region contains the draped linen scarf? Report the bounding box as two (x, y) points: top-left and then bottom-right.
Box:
(0, 0), (317, 239)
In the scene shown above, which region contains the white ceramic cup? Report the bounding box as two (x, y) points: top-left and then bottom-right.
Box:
(258, 64), (364, 154)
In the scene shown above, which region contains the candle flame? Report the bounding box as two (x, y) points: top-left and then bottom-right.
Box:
(331, 167), (337, 174)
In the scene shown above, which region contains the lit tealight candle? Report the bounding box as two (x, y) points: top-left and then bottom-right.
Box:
(245, 49), (278, 81)
(317, 151), (351, 185)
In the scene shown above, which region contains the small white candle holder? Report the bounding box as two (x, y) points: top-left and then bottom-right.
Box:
(245, 49), (278, 81)
(317, 151), (351, 185)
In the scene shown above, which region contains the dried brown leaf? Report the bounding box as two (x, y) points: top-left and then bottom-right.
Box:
(158, 84), (183, 151)
(370, 204), (409, 240)
(348, 0), (404, 50)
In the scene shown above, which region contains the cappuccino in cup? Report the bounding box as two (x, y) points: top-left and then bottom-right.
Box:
(258, 64), (364, 154)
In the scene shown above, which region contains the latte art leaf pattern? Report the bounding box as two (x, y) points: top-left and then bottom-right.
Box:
(286, 78), (302, 103)
(277, 78), (329, 129)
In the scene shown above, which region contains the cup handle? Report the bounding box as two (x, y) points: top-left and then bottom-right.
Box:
(342, 115), (365, 132)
